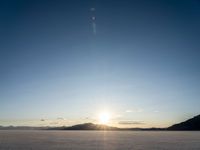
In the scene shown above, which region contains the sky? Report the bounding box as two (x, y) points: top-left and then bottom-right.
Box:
(0, 0), (200, 128)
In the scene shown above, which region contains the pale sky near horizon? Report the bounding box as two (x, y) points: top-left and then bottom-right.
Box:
(0, 0), (200, 127)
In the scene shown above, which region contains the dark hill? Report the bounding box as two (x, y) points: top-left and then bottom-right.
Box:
(49, 123), (144, 131)
(62, 123), (119, 130)
(168, 115), (200, 130)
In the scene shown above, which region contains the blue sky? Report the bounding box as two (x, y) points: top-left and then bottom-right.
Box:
(0, 0), (200, 127)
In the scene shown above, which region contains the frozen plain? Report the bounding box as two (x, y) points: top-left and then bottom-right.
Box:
(0, 130), (200, 150)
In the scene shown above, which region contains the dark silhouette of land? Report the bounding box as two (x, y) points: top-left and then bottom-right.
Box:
(49, 114), (200, 131)
(1, 114), (200, 131)
(167, 115), (200, 130)
(0, 126), (48, 130)
(49, 123), (120, 130)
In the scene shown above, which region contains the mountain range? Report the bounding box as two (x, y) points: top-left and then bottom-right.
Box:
(1, 114), (200, 131)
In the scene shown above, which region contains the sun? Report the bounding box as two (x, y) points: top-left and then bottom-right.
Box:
(99, 112), (110, 124)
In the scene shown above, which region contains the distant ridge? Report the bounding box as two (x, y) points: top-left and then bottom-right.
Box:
(0, 126), (48, 130)
(55, 123), (158, 131)
(168, 115), (200, 130)
(1, 115), (200, 131)
(53, 123), (119, 130)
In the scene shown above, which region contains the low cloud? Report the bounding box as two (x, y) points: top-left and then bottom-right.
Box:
(118, 121), (144, 125)
(125, 108), (143, 113)
(49, 121), (59, 125)
(57, 117), (65, 120)
(125, 110), (133, 113)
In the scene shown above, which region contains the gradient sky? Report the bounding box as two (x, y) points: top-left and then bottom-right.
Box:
(0, 0), (200, 127)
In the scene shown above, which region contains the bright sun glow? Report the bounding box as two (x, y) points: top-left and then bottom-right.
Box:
(99, 112), (110, 124)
